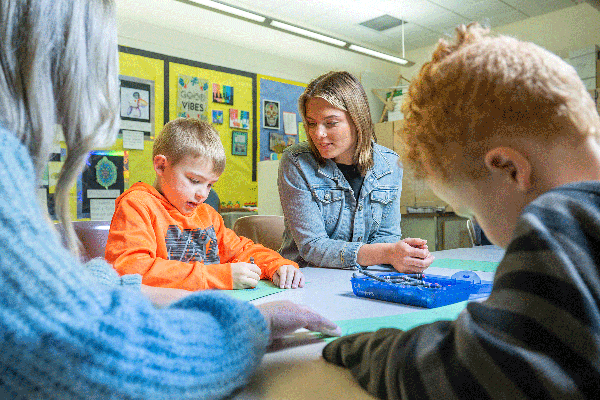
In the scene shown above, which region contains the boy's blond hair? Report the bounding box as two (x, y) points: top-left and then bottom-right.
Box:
(153, 118), (226, 174)
(299, 71), (375, 175)
(400, 23), (600, 180)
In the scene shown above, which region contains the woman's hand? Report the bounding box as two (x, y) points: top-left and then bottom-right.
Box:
(387, 238), (435, 273)
(256, 300), (341, 341)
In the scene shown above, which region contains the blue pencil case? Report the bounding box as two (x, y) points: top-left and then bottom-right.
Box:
(351, 270), (493, 308)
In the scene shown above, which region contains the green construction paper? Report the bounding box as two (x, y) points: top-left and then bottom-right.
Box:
(221, 280), (285, 302)
(432, 258), (499, 272)
(322, 301), (469, 342)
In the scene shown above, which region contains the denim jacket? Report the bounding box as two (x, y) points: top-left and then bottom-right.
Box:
(278, 141), (402, 269)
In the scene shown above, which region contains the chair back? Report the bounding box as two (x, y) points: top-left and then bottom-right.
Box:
(466, 219), (480, 247)
(72, 220), (112, 261)
(232, 215), (285, 252)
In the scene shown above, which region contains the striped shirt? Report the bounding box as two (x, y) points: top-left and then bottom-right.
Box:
(323, 182), (600, 399)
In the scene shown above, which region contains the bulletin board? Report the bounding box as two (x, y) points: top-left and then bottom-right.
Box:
(53, 46), (262, 221)
(59, 48), (165, 220)
(257, 75), (307, 161)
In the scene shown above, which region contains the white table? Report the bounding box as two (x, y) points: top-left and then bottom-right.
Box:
(234, 246), (504, 399)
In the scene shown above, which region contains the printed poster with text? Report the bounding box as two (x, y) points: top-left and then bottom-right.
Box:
(177, 74), (209, 122)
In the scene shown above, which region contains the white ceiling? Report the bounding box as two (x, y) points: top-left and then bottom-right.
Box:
(117, 0), (596, 71)
(217, 0), (585, 55)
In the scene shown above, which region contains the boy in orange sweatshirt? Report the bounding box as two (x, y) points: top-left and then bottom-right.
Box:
(106, 118), (304, 290)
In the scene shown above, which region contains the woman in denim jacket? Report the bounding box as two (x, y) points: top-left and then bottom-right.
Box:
(278, 71), (435, 272)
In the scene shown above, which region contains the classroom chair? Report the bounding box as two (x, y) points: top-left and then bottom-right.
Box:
(232, 215), (285, 252)
(205, 188), (220, 212)
(72, 220), (112, 261)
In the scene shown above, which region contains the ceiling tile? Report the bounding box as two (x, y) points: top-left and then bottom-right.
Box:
(384, 21), (424, 37)
(387, 26), (442, 50)
(378, 0), (448, 23)
(487, 9), (528, 28)
(425, 12), (472, 32)
(458, 1), (518, 21)
(503, 0), (576, 17)
(427, 0), (491, 11)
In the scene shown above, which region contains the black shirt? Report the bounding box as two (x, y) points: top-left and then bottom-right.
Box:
(336, 163), (364, 201)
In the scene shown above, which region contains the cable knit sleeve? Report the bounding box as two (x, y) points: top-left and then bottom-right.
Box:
(0, 129), (269, 399)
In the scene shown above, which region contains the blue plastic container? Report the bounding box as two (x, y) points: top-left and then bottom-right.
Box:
(351, 271), (493, 308)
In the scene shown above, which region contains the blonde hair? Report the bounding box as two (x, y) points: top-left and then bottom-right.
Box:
(153, 118), (226, 174)
(0, 0), (119, 257)
(299, 71), (375, 175)
(400, 23), (600, 180)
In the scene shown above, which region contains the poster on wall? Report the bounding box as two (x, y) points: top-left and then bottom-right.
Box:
(119, 75), (154, 140)
(229, 109), (250, 129)
(269, 132), (294, 153)
(298, 122), (307, 142)
(263, 100), (280, 129)
(39, 137), (66, 220)
(240, 110), (250, 129)
(229, 109), (240, 128)
(212, 83), (234, 105)
(232, 131), (248, 156)
(77, 151), (127, 221)
(177, 74), (209, 122)
(212, 110), (224, 124)
(283, 111), (297, 135)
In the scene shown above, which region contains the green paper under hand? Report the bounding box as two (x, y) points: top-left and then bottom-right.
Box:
(321, 301), (469, 342)
(433, 258), (499, 272)
(222, 280), (284, 302)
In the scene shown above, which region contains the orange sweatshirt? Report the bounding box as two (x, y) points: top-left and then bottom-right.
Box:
(105, 182), (298, 290)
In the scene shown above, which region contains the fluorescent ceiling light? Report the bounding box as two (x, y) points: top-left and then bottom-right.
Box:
(349, 44), (408, 65)
(270, 21), (346, 47)
(189, 0), (266, 22)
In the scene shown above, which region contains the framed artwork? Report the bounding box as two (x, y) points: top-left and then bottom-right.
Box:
(176, 74), (209, 122)
(212, 110), (223, 124)
(213, 83), (234, 105)
(229, 109), (249, 129)
(298, 121), (307, 142)
(269, 132), (289, 153)
(232, 131), (248, 156)
(77, 150), (127, 220)
(118, 75), (154, 140)
(240, 110), (249, 130)
(229, 109), (240, 128)
(263, 99), (280, 129)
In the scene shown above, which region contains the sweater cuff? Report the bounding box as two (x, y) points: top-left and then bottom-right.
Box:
(85, 259), (142, 290)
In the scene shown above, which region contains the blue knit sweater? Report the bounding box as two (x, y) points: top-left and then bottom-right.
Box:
(0, 127), (269, 399)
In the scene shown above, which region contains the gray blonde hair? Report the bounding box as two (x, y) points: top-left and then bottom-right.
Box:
(299, 71), (375, 175)
(153, 118), (226, 174)
(0, 0), (119, 257)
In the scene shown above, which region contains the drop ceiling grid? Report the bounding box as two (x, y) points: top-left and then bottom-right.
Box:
(207, 0), (582, 55)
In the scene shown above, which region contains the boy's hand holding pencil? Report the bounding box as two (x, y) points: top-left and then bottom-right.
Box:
(231, 257), (261, 289)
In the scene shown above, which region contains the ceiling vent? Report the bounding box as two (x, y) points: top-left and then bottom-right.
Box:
(360, 14), (405, 32)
